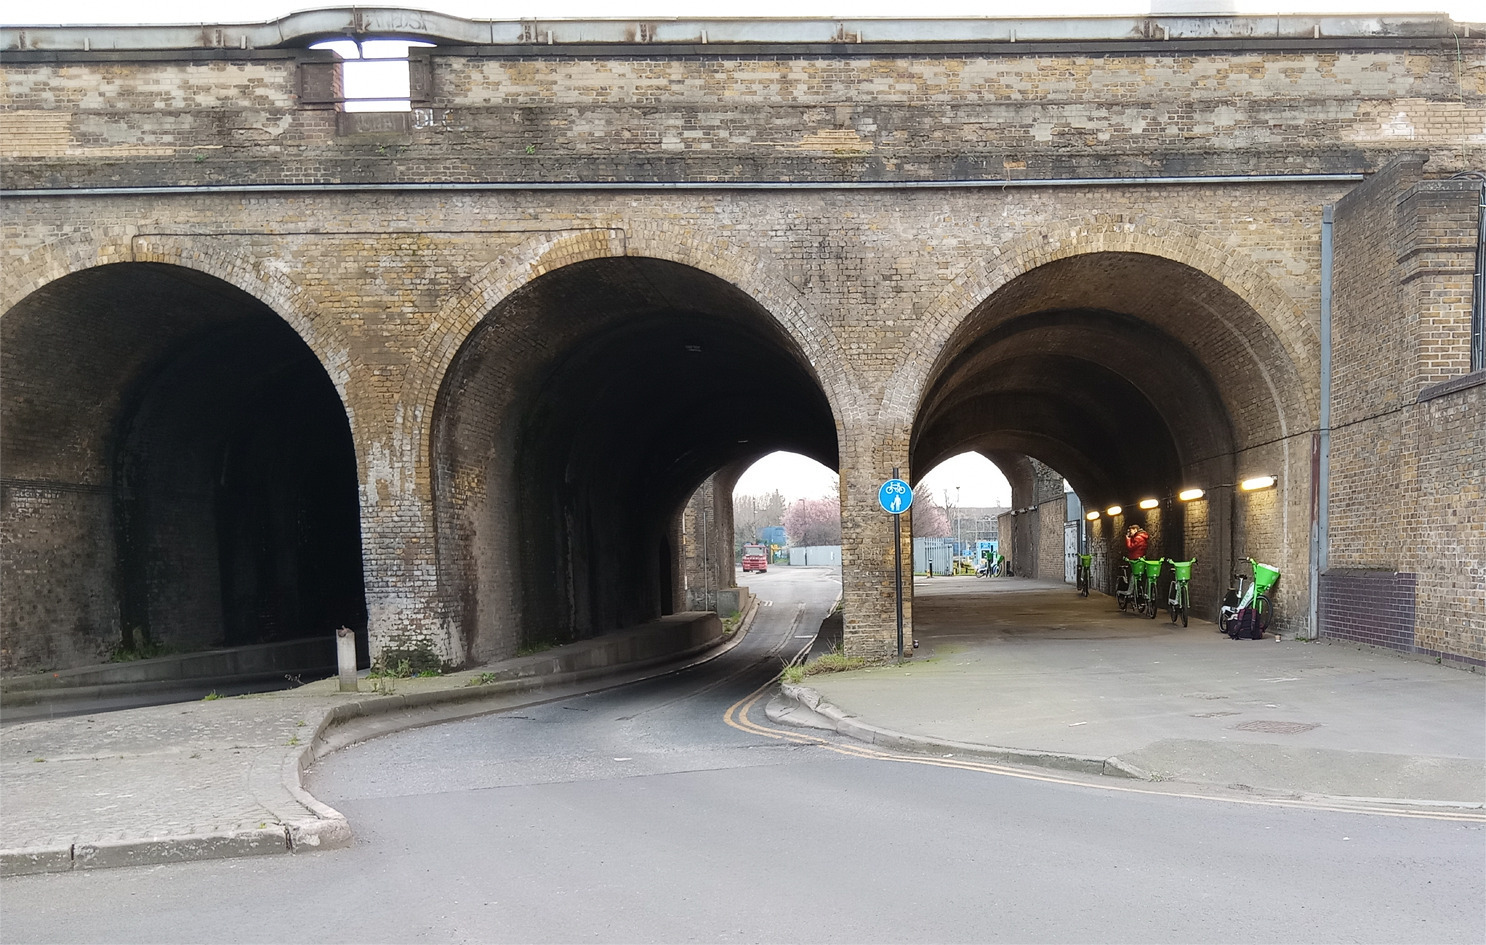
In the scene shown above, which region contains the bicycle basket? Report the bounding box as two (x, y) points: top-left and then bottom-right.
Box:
(1252, 561), (1281, 595)
(1140, 557), (1162, 578)
(1078, 554), (1092, 567)
(1169, 559), (1195, 581)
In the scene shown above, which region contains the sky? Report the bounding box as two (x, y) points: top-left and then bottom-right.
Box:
(732, 451), (1012, 507)
(7, 0), (1480, 26)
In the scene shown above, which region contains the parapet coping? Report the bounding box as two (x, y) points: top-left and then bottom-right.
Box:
(1418, 368), (1486, 403)
(3, 10), (1477, 55)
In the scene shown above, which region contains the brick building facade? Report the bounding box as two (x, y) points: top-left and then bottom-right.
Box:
(2, 12), (1482, 674)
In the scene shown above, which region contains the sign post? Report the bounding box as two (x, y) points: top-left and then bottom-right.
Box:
(878, 471), (914, 661)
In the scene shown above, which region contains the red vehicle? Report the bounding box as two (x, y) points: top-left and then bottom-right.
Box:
(741, 542), (768, 573)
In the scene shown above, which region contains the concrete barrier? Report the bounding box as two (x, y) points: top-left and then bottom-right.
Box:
(1, 637), (337, 706)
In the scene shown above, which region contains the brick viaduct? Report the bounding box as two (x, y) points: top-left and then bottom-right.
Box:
(2, 11), (1483, 678)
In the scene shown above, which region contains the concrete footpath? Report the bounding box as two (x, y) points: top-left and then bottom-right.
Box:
(772, 576), (1485, 808)
(0, 612), (746, 876)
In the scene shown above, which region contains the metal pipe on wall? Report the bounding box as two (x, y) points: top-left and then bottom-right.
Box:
(1310, 204), (1334, 641)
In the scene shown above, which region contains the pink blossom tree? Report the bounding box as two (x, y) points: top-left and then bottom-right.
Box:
(782, 497), (842, 546)
(912, 490), (951, 538)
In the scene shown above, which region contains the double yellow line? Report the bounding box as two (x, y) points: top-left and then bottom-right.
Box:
(724, 679), (1486, 824)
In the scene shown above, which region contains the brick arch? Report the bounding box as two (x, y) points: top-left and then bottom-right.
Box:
(2, 232), (372, 673)
(887, 217), (1319, 431)
(396, 225), (851, 486)
(1, 232), (355, 417)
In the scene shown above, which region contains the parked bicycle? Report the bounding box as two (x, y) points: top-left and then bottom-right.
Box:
(1075, 553), (1092, 597)
(1117, 557), (1159, 617)
(1140, 557), (1161, 618)
(1163, 556), (1196, 626)
(1219, 557), (1281, 639)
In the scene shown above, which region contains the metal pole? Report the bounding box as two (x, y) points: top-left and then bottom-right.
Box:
(1310, 204), (1334, 641)
(894, 466), (905, 662)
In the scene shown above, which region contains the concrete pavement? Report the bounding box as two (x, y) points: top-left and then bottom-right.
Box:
(772, 575), (1485, 808)
(0, 612), (744, 876)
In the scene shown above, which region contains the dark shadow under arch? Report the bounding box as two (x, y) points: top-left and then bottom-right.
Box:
(1, 263), (366, 673)
(432, 257), (837, 665)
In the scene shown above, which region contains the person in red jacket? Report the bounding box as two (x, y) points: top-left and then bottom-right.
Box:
(1123, 523), (1150, 560)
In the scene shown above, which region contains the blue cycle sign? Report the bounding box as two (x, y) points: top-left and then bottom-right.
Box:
(878, 478), (913, 515)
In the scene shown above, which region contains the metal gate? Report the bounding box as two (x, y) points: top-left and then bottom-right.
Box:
(1064, 522), (1079, 584)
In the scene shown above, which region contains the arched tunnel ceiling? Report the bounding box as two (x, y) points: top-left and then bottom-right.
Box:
(912, 252), (1304, 506)
(2, 263), (311, 481)
(529, 312), (838, 519)
(437, 255), (838, 528)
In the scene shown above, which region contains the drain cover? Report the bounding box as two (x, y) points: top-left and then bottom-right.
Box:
(1231, 720), (1320, 734)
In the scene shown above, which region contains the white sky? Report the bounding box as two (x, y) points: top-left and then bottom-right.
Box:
(916, 452), (1013, 508)
(732, 452), (837, 503)
(7, 1), (1480, 26)
(733, 450), (1012, 506)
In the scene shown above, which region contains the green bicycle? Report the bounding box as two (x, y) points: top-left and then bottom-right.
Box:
(1163, 557), (1196, 627)
(1117, 557), (1159, 616)
(1075, 553), (1092, 597)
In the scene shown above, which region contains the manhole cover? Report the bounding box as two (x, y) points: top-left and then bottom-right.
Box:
(1230, 720), (1320, 734)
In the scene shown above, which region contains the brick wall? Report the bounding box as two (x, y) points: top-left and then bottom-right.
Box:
(2, 32), (1482, 669)
(1327, 160), (1485, 665)
(1319, 570), (1419, 654)
(678, 468), (744, 613)
(4, 43), (1480, 188)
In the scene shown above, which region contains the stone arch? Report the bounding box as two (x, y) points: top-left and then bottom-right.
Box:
(417, 232), (842, 665)
(887, 215), (1319, 431)
(1, 236), (368, 674)
(902, 216), (1321, 632)
(395, 224), (851, 494)
(2, 232), (355, 418)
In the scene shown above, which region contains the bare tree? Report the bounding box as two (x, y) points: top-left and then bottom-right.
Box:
(733, 489), (787, 542)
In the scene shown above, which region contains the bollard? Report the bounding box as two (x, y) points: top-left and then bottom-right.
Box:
(336, 626), (358, 692)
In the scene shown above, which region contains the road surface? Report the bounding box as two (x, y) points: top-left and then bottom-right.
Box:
(1, 566), (1480, 944)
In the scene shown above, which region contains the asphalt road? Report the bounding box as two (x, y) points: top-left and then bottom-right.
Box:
(1, 566), (1481, 944)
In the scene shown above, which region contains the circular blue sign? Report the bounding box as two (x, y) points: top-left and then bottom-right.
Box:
(878, 479), (913, 514)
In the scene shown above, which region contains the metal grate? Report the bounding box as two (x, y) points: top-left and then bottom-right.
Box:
(1230, 720), (1320, 734)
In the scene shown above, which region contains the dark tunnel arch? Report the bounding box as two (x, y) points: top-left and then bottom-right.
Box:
(915, 307), (1235, 509)
(913, 251), (1310, 616)
(432, 256), (838, 666)
(0, 263), (367, 674)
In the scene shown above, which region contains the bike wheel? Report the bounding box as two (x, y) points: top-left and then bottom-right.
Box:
(1168, 590), (1178, 624)
(1255, 595), (1271, 635)
(1118, 593), (1129, 612)
(1179, 585), (1189, 627)
(1146, 582), (1159, 618)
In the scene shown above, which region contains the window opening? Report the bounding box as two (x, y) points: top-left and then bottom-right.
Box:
(310, 39), (433, 112)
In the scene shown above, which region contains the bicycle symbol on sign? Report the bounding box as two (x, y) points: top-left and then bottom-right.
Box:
(878, 478), (914, 515)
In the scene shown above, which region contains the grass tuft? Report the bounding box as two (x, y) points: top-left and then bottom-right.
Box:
(780, 651), (869, 684)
